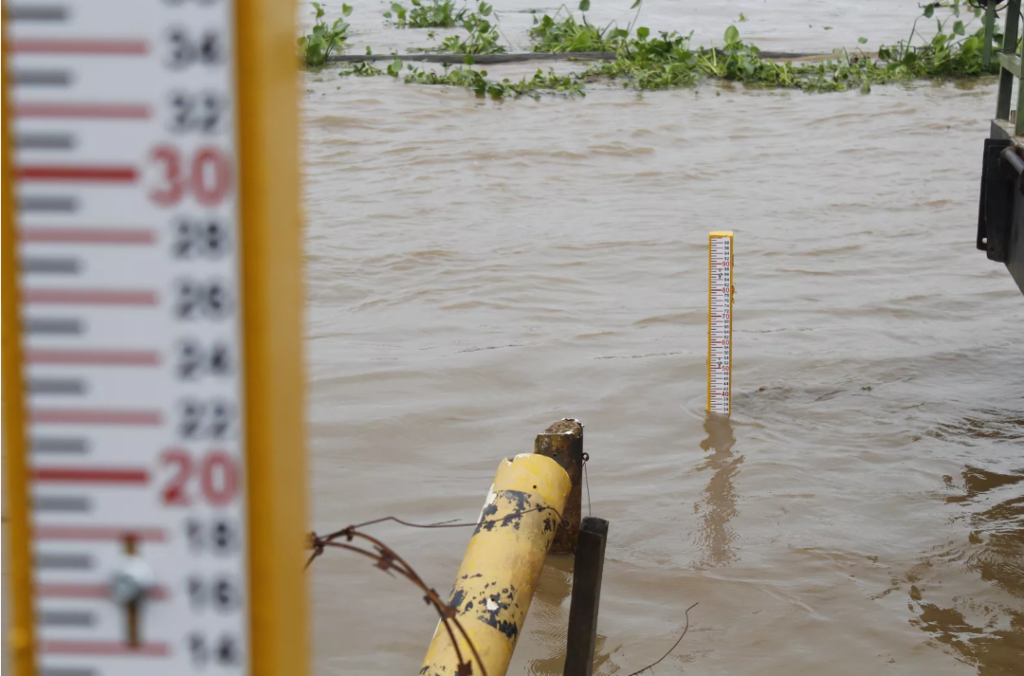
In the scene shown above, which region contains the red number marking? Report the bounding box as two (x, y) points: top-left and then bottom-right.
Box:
(160, 448), (193, 506)
(149, 145), (231, 207)
(161, 449), (239, 506)
(149, 145), (185, 206)
(191, 147), (231, 207)
(200, 451), (238, 506)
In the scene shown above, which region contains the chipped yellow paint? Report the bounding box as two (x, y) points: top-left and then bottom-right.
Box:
(421, 454), (571, 676)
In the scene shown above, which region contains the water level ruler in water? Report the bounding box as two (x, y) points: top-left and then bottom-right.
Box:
(707, 231), (734, 416)
(2, 2), (308, 676)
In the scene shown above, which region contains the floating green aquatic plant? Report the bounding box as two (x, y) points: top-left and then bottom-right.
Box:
(308, 0), (1006, 99)
(298, 2), (353, 69)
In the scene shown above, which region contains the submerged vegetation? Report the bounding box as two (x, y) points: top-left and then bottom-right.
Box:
(298, 1), (352, 69)
(405, 64), (585, 97)
(339, 57), (584, 99)
(384, 0), (465, 28)
(302, 0), (1006, 98)
(385, 0), (506, 54)
(570, 0), (1001, 93)
(528, 2), (629, 53)
(434, 2), (505, 54)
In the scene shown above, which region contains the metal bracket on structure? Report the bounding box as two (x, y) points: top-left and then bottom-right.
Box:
(563, 517), (609, 676)
(978, 138), (1018, 263)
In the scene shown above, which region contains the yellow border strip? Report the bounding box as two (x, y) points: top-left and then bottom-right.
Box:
(707, 231), (734, 415)
(2, 0), (38, 670)
(706, 232), (712, 412)
(235, 1), (309, 675)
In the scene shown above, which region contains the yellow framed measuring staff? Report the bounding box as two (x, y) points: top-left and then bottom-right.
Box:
(3, 1), (308, 675)
(707, 232), (734, 416)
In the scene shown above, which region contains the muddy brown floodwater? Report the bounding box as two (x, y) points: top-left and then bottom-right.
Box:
(302, 1), (1024, 674)
(301, 2), (1024, 671)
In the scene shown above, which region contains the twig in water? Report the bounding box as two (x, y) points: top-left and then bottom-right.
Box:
(626, 602), (699, 676)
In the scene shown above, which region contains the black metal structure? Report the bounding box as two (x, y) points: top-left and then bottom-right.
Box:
(975, 0), (1024, 295)
(563, 517), (609, 676)
(977, 127), (1024, 294)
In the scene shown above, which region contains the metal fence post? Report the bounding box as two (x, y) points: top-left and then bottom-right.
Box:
(563, 517), (609, 676)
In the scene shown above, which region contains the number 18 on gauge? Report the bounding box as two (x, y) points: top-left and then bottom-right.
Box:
(3, 2), (308, 676)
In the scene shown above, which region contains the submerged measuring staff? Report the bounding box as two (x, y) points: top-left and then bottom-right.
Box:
(708, 232), (734, 417)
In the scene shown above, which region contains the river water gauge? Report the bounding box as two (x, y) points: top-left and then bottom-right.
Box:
(707, 231), (733, 416)
(2, 2), (309, 675)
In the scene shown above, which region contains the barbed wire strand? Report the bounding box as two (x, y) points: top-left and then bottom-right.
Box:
(306, 504), (568, 676)
(582, 452), (592, 518)
(315, 504), (568, 543)
(626, 601), (699, 676)
(307, 527), (486, 676)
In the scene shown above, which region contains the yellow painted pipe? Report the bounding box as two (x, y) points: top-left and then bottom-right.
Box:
(421, 453), (571, 676)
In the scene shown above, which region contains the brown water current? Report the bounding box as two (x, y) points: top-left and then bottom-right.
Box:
(303, 2), (1024, 671)
(0, 3), (1017, 676)
(303, 2), (1023, 675)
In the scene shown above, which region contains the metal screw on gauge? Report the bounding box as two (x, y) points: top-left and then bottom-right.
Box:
(109, 558), (155, 606)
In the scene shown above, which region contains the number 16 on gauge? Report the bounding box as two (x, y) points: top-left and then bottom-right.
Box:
(2, 1), (308, 676)
(707, 232), (734, 417)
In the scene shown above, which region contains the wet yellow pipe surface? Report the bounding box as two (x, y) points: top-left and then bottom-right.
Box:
(421, 454), (571, 676)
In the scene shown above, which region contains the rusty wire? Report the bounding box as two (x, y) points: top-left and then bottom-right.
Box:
(306, 503), (568, 676)
(318, 504), (569, 539)
(582, 451), (592, 518)
(626, 601), (699, 676)
(307, 526), (486, 676)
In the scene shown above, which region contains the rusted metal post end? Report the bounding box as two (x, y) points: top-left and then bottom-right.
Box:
(563, 517), (609, 676)
(420, 454), (571, 676)
(533, 419), (583, 553)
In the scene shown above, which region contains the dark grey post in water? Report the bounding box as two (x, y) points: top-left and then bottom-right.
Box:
(563, 516), (609, 676)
